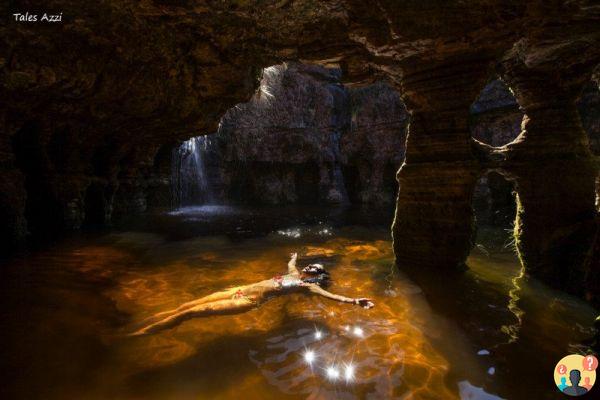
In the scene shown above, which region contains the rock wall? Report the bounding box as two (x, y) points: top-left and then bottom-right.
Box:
(342, 82), (408, 204)
(470, 78), (600, 228)
(173, 74), (597, 223)
(210, 63), (406, 206)
(1, 0), (366, 254)
(1, 0), (599, 305)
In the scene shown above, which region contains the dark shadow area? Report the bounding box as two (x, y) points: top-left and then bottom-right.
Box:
(0, 250), (127, 400)
(11, 121), (63, 240)
(295, 162), (321, 204)
(114, 204), (393, 243)
(473, 172), (516, 230)
(83, 182), (108, 226)
(341, 164), (360, 202)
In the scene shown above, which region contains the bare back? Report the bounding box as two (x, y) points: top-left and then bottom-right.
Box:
(231, 273), (306, 305)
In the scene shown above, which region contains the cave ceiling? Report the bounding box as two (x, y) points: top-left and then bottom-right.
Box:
(1, 1), (598, 166)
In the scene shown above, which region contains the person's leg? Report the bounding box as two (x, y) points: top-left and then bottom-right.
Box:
(131, 298), (254, 336)
(138, 288), (240, 324)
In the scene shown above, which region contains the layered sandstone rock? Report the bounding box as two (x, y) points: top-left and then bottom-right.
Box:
(1, 0), (363, 252)
(216, 63), (351, 205)
(342, 83), (407, 205)
(175, 75), (595, 219)
(1, 0), (599, 305)
(470, 78), (600, 229)
(209, 64), (406, 206)
(496, 50), (598, 298)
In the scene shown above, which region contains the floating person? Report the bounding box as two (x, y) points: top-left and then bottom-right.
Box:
(563, 369), (588, 396)
(558, 377), (568, 391)
(131, 253), (374, 335)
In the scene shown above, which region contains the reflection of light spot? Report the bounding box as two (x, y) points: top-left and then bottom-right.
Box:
(329, 311), (335, 316)
(326, 366), (340, 380)
(488, 367), (495, 375)
(277, 228), (301, 238)
(344, 363), (355, 382)
(315, 330), (323, 340)
(344, 325), (350, 332)
(353, 326), (364, 337)
(304, 350), (315, 364)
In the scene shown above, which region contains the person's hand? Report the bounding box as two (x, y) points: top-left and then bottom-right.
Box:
(290, 252), (297, 259)
(355, 298), (374, 309)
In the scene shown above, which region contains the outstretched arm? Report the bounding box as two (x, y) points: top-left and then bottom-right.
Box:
(288, 252), (300, 276)
(307, 284), (374, 308)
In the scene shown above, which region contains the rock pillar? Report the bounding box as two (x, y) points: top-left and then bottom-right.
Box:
(500, 63), (598, 295)
(393, 56), (492, 269)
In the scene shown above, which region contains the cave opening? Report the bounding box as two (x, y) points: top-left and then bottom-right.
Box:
(472, 170), (517, 253)
(169, 63), (406, 211)
(1, 3), (600, 399)
(470, 78), (522, 147)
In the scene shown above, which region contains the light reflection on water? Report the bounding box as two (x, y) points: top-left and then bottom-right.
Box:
(0, 210), (597, 400)
(167, 205), (239, 216)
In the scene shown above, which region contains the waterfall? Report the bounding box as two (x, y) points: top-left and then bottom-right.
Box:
(172, 135), (216, 208)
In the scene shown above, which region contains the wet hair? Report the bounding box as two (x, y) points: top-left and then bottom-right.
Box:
(301, 264), (331, 287)
(302, 263), (327, 275)
(302, 273), (331, 287)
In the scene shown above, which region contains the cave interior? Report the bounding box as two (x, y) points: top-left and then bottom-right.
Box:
(1, 1), (600, 399)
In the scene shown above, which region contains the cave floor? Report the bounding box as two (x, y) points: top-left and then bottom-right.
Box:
(0, 206), (596, 400)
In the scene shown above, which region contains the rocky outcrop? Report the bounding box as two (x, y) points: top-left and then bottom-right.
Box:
(342, 83), (407, 204)
(391, 55), (495, 270)
(346, 1), (600, 299)
(174, 74), (596, 219)
(216, 63), (352, 205)
(0, 0), (366, 252)
(493, 47), (599, 298)
(208, 64), (406, 206)
(470, 78), (600, 229)
(469, 80), (522, 228)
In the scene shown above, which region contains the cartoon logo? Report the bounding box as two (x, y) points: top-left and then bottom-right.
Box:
(554, 354), (598, 396)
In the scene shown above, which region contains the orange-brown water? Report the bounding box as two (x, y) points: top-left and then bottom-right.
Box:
(0, 207), (597, 399)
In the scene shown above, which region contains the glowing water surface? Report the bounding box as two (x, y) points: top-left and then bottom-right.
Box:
(0, 207), (596, 399)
